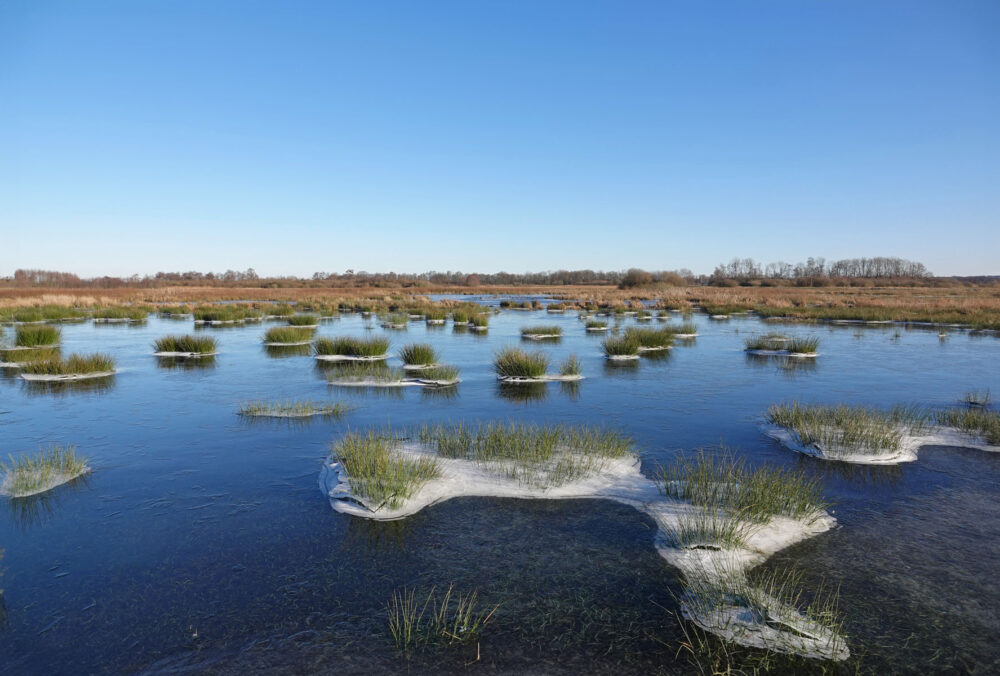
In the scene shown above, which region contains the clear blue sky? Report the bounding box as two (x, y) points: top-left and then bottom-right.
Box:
(1, 0), (997, 277)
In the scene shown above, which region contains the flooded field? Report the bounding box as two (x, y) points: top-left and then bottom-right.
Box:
(1, 302), (998, 674)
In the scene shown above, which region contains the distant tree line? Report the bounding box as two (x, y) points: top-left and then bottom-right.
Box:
(709, 257), (932, 285)
(2, 257), (955, 290)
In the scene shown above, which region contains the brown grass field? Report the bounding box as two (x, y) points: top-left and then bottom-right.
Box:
(1, 283), (999, 328)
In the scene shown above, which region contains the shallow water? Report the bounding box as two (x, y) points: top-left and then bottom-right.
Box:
(1, 309), (998, 673)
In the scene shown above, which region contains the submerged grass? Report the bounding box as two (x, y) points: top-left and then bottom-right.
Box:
(332, 430), (441, 509)
(21, 353), (116, 375)
(238, 399), (351, 419)
(659, 451), (829, 524)
(766, 402), (930, 457)
(936, 407), (1000, 444)
(263, 326), (315, 343)
(153, 335), (217, 354)
(399, 343), (438, 365)
(14, 325), (61, 347)
(1, 445), (88, 497)
(961, 388), (991, 407)
(314, 336), (390, 357)
(493, 347), (549, 378)
(416, 421), (634, 487)
(387, 584), (498, 652)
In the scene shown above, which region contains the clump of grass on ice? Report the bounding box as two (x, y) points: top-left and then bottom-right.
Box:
(331, 430), (441, 509)
(520, 325), (562, 338)
(418, 365), (460, 382)
(381, 313), (409, 326)
(936, 407), (1000, 444)
(468, 314), (489, 328)
(766, 402), (930, 458)
(659, 451), (829, 525)
(786, 337), (819, 354)
(387, 584), (499, 652)
(399, 343), (438, 366)
(450, 310), (470, 324)
(14, 325), (61, 347)
(660, 510), (753, 550)
(269, 304), (296, 317)
(424, 309), (448, 322)
(287, 314), (319, 326)
(417, 422), (634, 487)
(327, 363), (405, 384)
(12, 305), (88, 322)
(94, 306), (148, 322)
(264, 326), (315, 344)
(21, 353), (116, 375)
(559, 354), (581, 376)
(585, 320), (608, 330)
(743, 333), (791, 351)
(238, 399), (351, 419)
(665, 321), (698, 337)
(158, 305), (191, 316)
(493, 347), (549, 378)
(193, 305), (260, 322)
(602, 336), (639, 357)
(154, 335), (216, 354)
(1, 445), (89, 497)
(678, 565), (847, 661)
(314, 336), (390, 357)
(624, 327), (674, 349)
(1, 346), (60, 364)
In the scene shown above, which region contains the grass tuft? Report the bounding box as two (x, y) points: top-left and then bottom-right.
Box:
(264, 326), (315, 343)
(238, 399), (351, 419)
(154, 335), (216, 354)
(332, 430), (441, 509)
(387, 584), (498, 652)
(602, 336), (639, 356)
(14, 325), (61, 347)
(559, 354), (581, 376)
(624, 327), (675, 349)
(21, 353), (116, 375)
(287, 314), (319, 326)
(416, 422), (634, 487)
(659, 450), (829, 524)
(962, 389), (991, 408)
(493, 347), (549, 378)
(314, 336), (390, 357)
(520, 325), (562, 337)
(766, 402), (929, 457)
(1, 445), (89, 497)
(936, 407), (1000, 444)
(399, 343), (438, 366)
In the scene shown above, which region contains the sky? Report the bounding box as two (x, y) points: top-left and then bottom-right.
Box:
(1, 0), (997, 278)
